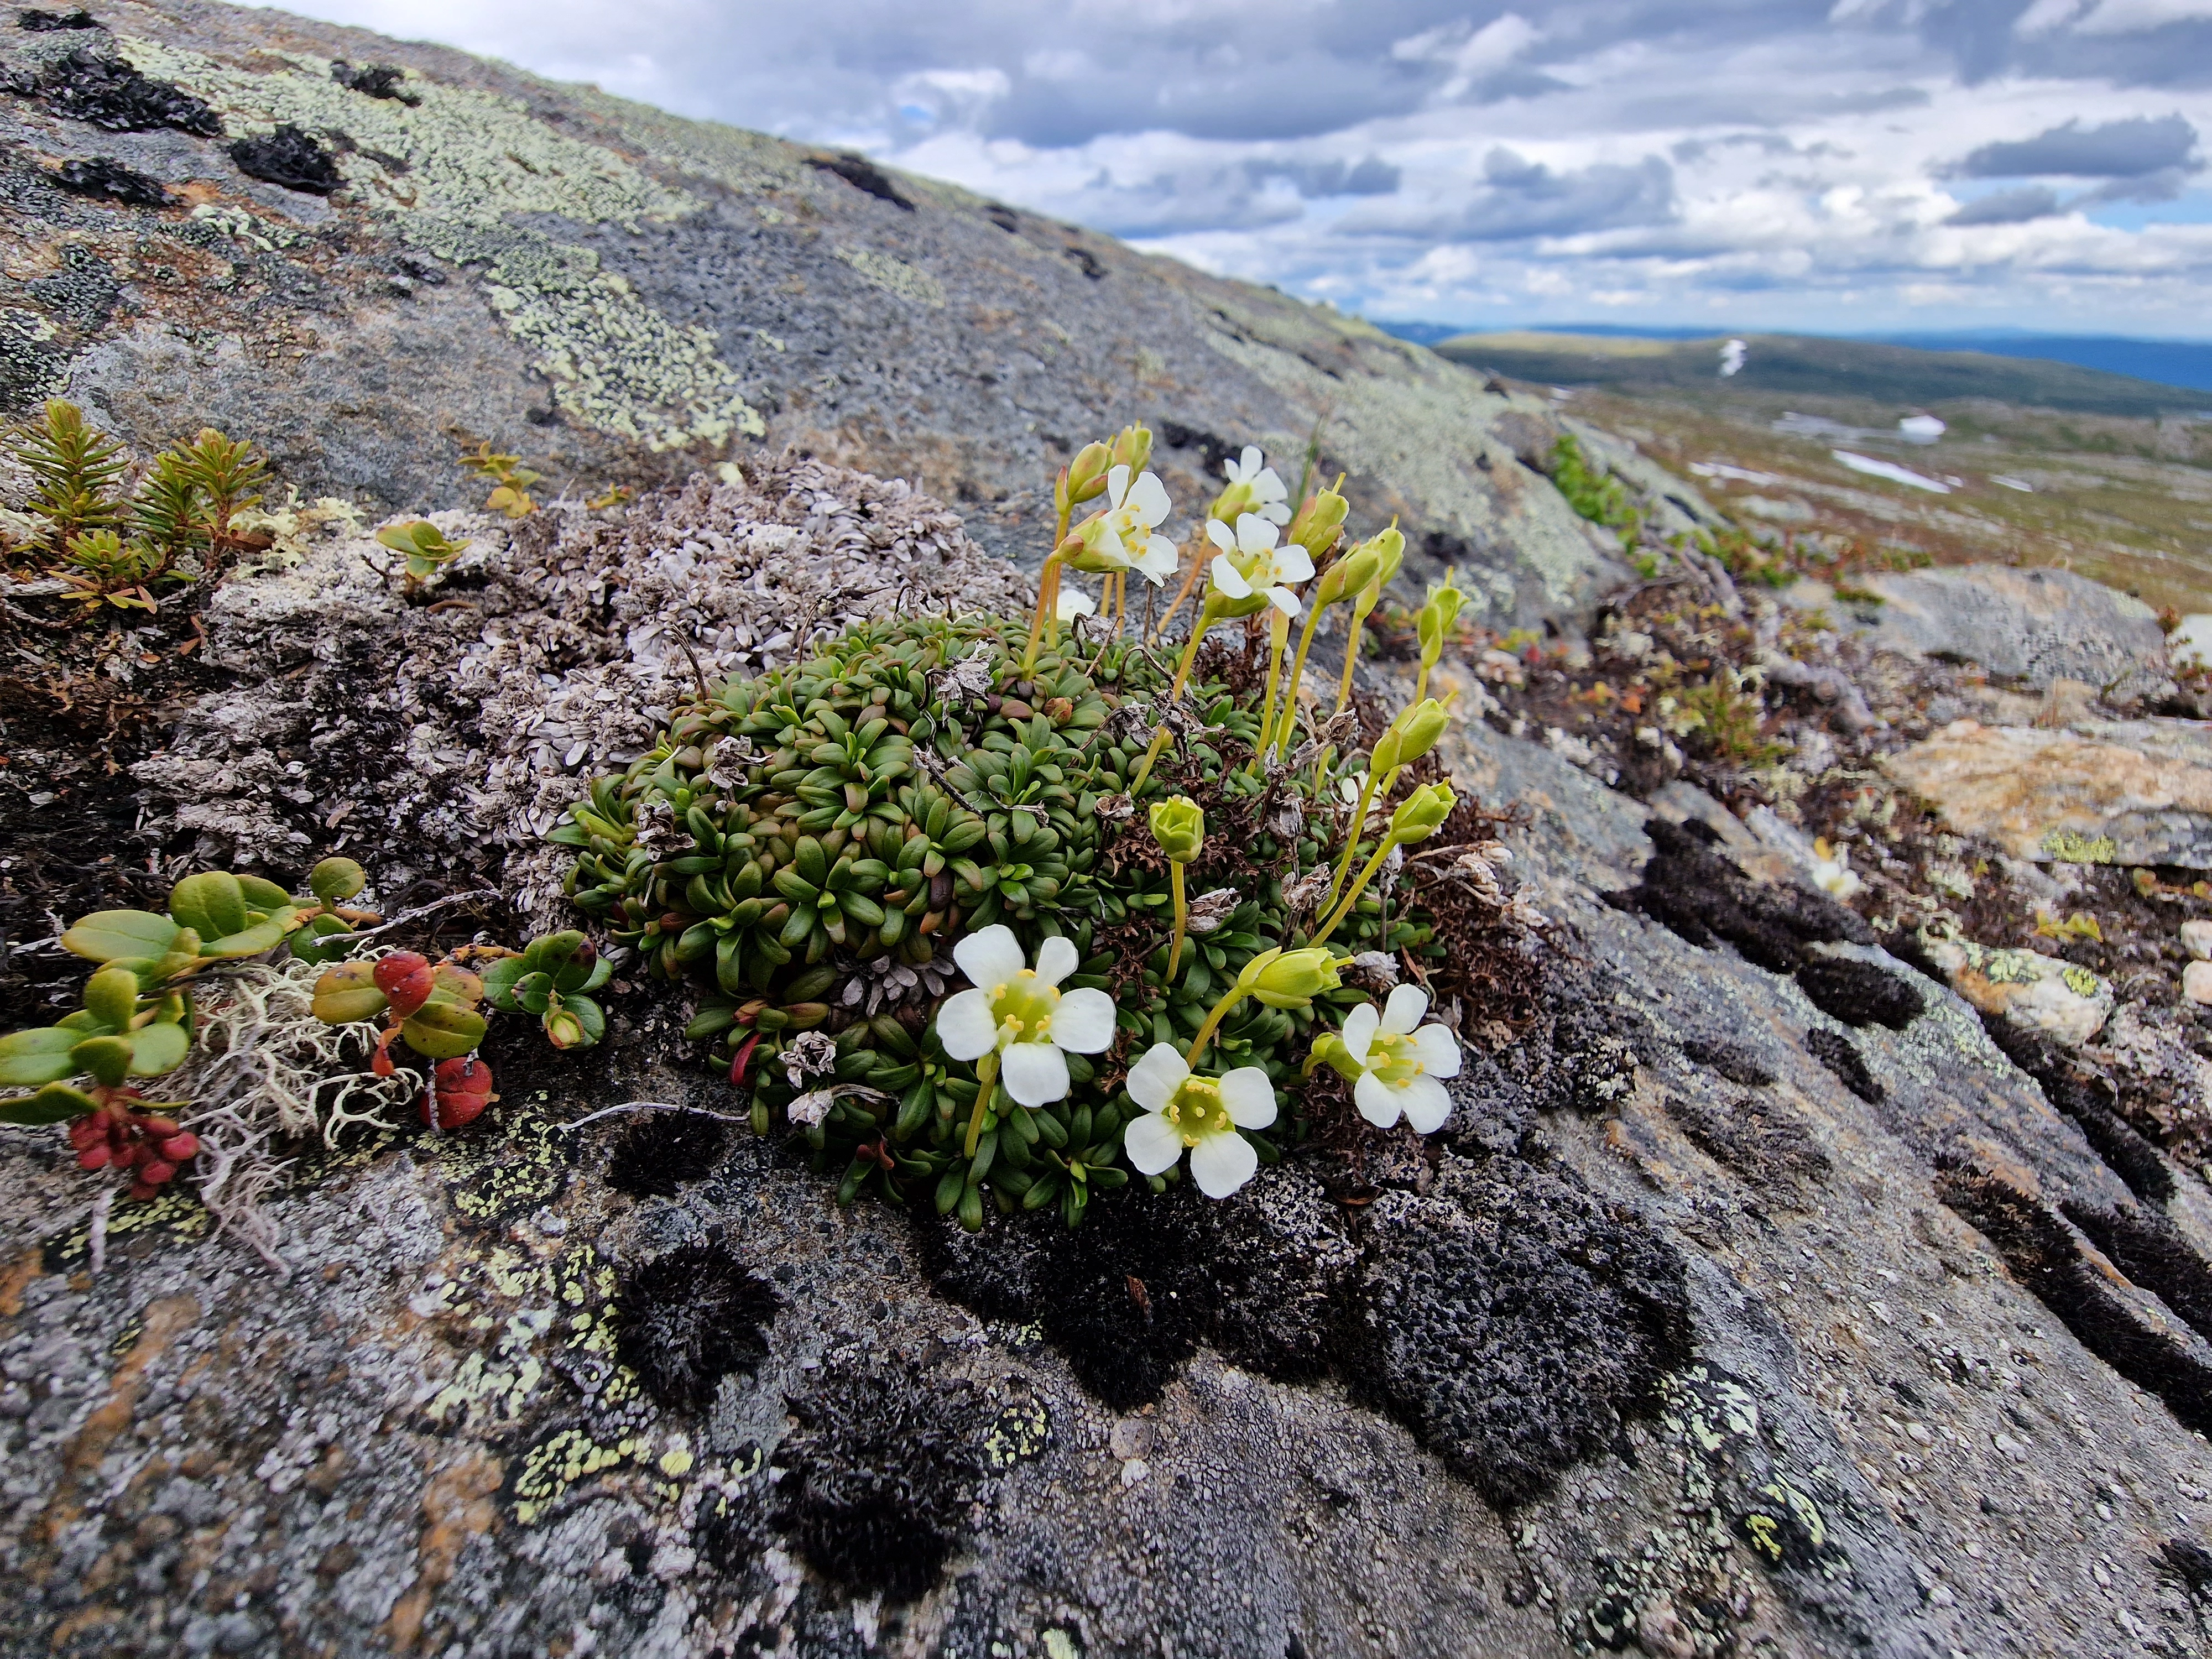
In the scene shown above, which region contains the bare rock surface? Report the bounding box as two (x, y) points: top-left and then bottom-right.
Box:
(1850, 564), (2167, 692)
(0, 0), (1636, 625)
(1882, 717), (2212, 869)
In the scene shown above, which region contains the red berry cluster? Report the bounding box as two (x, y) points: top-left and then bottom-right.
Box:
(67, 1097), (200, 1200)
(422, 1056), (496, 1129)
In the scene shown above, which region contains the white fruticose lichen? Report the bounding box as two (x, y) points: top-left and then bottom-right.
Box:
(117, 38), (765, 449)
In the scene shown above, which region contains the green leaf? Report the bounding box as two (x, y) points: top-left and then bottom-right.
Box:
(400, 1001), (488, 1060)
(236, 873), (296, 910)
(307, 857), (365, 902)
(81, 966), (139, 1034)
(479, 955), (530, 1012)
(71, 1034), (133, 1089)
(61, 909), (181, 963)
(169, 871), (249, 941)
(549, 993), (606, 1050)
(0, 1083), (97, 1125)
(684, 1005), (737, 1041)
(199, 907), (300, 959)
(311, 961), (387, 1025)
(513, 972), (554, 1016)
(0, 1027), (81, 1087)
(128, 1021), (191, 1076)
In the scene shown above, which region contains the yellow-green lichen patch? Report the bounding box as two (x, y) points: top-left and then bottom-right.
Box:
(983, 1399), (1051, 1469)
(112, 38), (763, 450)
(427, 1105), (576, 1225)
(509, 1423), (654, 1525)
(43, 1188), (211, 1271)
(834, 248), (945, 309)
(2041, 828), (2117, 864)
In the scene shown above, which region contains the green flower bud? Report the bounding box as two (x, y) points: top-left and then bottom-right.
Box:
(1387, 782), (1457, 847)
(1109, 422), (1152, 479)
(1318, 537), (1385, 609)
(1237, 945), (1342, 1010)
(1149, 795), (1205, 864)
(1067, 440), (1113, 504)
(1361, 526), (1405, 601)
(1288, 487), (1348, 561)
(1418, 572), (1467, 667)
(1369, 698), (1449, 775)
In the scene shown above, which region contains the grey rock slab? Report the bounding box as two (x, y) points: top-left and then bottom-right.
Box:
(1853, 564), (2167, 690)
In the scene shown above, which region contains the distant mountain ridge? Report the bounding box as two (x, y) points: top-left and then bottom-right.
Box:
(1372, 321), (2212, 401)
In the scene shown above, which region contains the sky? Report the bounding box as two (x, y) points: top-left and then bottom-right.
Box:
(252, 0), (2212, 338)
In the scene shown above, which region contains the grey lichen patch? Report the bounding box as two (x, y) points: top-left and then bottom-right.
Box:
(113, 37), (763, 449)
(423, 1104), (577, 1225)
(833, 247), (945, 309)
(43, 1186), (211, 1269)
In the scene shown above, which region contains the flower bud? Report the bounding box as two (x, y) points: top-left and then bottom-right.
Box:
(1149, 795), (1204, 864)
(1386, 782), (1457, 847)
(1109, 422), (1152, 479)
(1360, 526), (1405, 602)
(1317, 538), (1385, 609)
(1394, 698), (1452, 769)
(1288, 487), (1348, 561)
(1418, 573), (1467, 667)
(1067, 441), (1113, 504)
(1237, 945), (1342, 1010)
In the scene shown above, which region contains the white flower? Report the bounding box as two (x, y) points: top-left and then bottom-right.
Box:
(1056, 585), (1098, 624)
(1121, 1042), (1277, 1197)
(1215, 445), (1290, 525)
(1811, 837), (1861, 901)
(1336, 985), (1462, 1133)
(1207, 514), (1313, 617)
(1070, 466), (1180, 582)
(933, 924), (1115, 1106)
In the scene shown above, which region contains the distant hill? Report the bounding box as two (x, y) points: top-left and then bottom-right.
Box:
(1415, 330), (2206, 417)
(1870, 333), (2212, 395)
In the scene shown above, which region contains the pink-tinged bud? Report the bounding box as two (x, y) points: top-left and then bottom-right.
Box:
(159, 1134), (200, 1162)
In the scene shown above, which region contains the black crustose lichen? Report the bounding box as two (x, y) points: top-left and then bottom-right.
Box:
(613, 1240), (779, 1413)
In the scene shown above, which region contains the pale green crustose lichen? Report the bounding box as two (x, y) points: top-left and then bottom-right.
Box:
(116, 38), (764, 449)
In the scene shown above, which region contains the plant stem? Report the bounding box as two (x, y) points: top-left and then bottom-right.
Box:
(1321, 768), (1379, 916)
(1156, 531), (1206, 639)
(1183, 983), (1248, 1069)
(963, 1049), (1001, 1159)
(1019, 550), (1063, 676)
(1314, 837), (1396, 947)
(1275, 601), (1327, 759)
(1166, 862), (1188, 980)
(1333, 592), (1377, 715)
(1129, 601), (1216, 796)
(1250, 606), (1290, 776)
(1413, 659), (1432, 708)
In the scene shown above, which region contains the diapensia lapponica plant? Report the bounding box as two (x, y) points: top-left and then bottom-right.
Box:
(555, 425), (1485, 1229)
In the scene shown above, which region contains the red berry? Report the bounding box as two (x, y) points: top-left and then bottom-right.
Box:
(159, 1134), (199, 1162)
(139, 1160), (175, 1186)
(67, 1119), (100, 1151)
(78, 1145), (110, 1171)
(142, 1117), (179, 1137)
(128, 1181), (157, 1201)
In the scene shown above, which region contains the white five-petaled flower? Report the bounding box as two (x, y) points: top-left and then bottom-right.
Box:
(1337, 985), (1462, 1133)
(1217, 445), (1290, 525)
(934, 925), (1115, 1106)
(1122, 1042), (1277, 1198)
(1071, 465), (1180, 582)
(1207, 513), (1313, 617)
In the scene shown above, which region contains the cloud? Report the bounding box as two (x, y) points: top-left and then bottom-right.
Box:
(1947, 184), (2064, 222)
(1248, 156), (1401, 197)
(1344, 149), (1677, 242)
(1955, 113), (2200, 176)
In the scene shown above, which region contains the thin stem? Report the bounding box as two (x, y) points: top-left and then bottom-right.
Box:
(1019, 550), (1064, 676)
(1333, 593), (1377, 715)
(1167, 862), (1188, 981)
(1129, 603), (1215, 796)
(1156, 531), (1207, 639)
(1413, 659), (1432, 708)
(1250, 606), (1290, 776)
(1183, 983), (1248, 1070)
(1275, 601), (1327, 759)
(1314, 837), (1396, 947)
(1322, 768), (1379, 915)
(963, 1049), (1001, 1159)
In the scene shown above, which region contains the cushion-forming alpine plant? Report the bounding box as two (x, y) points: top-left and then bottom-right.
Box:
(554, 425), (1481, 1228)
